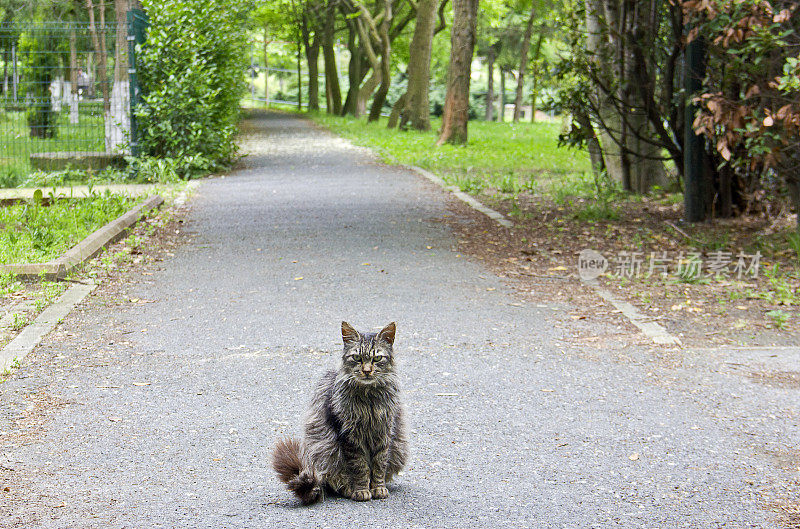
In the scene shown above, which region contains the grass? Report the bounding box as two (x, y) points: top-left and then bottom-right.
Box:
(309, 112), (592, 190)
(0, 191), (138, 264)
(0, 104), (106, 186)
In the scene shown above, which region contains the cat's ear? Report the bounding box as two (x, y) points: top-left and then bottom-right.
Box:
(341, 321), (361, 345)
(377, 322), (396, 346)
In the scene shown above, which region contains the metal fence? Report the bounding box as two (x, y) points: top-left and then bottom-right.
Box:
(0, 12), (147, 184)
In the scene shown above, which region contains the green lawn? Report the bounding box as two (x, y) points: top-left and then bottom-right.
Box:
(0, 103), (106, 186)
(0, 192), (137, 264)
(309, 113), (592, 193)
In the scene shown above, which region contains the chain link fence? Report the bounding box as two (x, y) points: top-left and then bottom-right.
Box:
(0, 12), (146, 186)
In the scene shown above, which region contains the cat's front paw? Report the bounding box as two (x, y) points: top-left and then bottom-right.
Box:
(370, 486), (389, 499)
(351, 489), (372, 502)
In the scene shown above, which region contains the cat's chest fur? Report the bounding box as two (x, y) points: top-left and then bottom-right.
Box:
(332, 384), (397, 448)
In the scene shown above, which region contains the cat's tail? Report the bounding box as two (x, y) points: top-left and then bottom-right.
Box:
(272, 437), (323, 505)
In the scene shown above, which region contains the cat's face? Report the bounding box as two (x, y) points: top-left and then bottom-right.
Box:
(340, 322), (396, 385)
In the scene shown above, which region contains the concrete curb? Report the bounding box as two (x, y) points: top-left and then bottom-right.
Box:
(0, 281), (97, 373)
(583, 279), (682, 346)
(407, 165), (514, 228)
(0, 195), (164, 280)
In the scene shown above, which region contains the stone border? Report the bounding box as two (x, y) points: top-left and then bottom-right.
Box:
(407, 164), (681, 346)
(408, 165), (513, 227)
(0, 195), (164, 280)
(0, 281), (97, 373)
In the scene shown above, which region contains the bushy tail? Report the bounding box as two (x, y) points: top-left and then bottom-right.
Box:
(272, 438), (323, 505)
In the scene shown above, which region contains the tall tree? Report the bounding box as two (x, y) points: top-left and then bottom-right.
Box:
(106, 0), (131, 153)
(437, 0), (479, 145)
(484, 43), (496, 121)
(367, 0), (393, 122)
(512, 0), (535, 122)
(301, 4), (321, 111)
(322, 0), (341, 114)
(395, 0), (440, 129)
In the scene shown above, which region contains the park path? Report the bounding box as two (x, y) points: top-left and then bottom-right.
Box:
(1, 112), (796, 528)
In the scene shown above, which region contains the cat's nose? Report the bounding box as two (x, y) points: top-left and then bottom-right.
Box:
(362, 364), (373, 375)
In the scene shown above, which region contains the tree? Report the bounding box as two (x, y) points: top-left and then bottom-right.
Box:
(512, 0), (535, 122)
(394, 0), (445, 130)
(106, 0), (132, 153)
(321, 0), (341, 114)
(437, 0), (479, 145)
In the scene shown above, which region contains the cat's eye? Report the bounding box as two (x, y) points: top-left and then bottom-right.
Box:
(349, 354), (362, 362)
(374, 355), (387, 363)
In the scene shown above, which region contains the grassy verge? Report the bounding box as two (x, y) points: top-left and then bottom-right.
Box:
(0, 192), (138, 265)
(309, 112), (592, 192)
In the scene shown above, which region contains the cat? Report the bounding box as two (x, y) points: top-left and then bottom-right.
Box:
(272, 321), (409, 504)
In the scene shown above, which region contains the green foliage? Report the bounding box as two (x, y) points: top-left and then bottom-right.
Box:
(137, 0), (249, 169)
(761, 264), (798, 306)
(766, 309), (790, 329)
(788, 231), (800, 263)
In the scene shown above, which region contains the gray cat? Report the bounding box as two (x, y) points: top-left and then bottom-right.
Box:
(273, 321), (409, 504)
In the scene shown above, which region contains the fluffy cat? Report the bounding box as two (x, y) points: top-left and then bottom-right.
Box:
(273, 321), (409, 504)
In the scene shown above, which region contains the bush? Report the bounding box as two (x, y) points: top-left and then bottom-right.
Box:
(136, 0), (249, 170)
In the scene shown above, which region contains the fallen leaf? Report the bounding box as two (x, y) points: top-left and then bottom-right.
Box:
(132, 382), (151, 387)
(629, 453), (640, 461)
(108, 417), (122, 422)
(293, 277), (303, 281)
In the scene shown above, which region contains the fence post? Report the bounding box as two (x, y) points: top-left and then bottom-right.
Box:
(127, 9), (148, 158)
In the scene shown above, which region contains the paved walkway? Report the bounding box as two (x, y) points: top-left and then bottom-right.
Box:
(0, 112), (796, 528)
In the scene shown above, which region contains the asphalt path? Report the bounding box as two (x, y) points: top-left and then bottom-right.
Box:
(1, 112), (796, 528)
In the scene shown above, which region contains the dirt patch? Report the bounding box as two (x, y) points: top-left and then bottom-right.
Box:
(748, 370), (800, 390)
(443, 187), (799, 348)
(768, 497), (800, 529)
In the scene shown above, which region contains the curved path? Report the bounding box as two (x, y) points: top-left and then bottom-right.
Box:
(1, 112), (796, 528)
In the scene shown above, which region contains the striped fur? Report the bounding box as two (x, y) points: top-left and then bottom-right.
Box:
(273, 322), (408, 503)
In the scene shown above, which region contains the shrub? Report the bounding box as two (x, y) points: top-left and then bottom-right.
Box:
(136, 0), (249, 170)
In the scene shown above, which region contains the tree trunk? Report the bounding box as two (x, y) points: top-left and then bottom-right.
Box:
(68, 26), (80, 124)
(307, 42), (320, 111)
(398, 0), (438, 130)
(498, 68), (505, 122)
(387, 92), (407, 128)
(484, 48), (495, 121)
(263, 26), (270, 107)
(105, 0), (131, 153)
(529, 26), (544, 123)
(322, 1), (342, 115)
(86, 0), (110, 115)
(368, 0), (393, 122)
(513, 0), (536, 122)
(437, 0), (479, 145)
(342, 22), (363, 116)
(301, 13), (320, 111)
(574, 109), (606, 177)
(357, 72), (379, 115)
